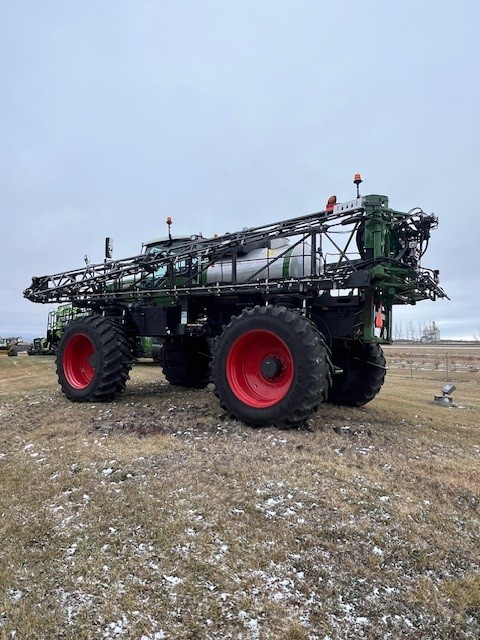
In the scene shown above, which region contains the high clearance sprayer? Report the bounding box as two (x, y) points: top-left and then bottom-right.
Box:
(24, 175), (447, 427)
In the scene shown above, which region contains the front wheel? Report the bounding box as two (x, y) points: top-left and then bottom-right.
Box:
(211, 305), (332, 428)
(56, 315), (132, 402)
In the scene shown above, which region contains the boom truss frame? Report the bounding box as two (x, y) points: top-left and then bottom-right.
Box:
(24, 195), (446, 310)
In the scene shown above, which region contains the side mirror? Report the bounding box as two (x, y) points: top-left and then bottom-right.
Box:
(105, 237), (113, 260)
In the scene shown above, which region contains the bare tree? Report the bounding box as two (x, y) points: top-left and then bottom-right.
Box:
(407, 320), (416, 341)
(417, 321), (425, 342)
(393, 321), (404, 340)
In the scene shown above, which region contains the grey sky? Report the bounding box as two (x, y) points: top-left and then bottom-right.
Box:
(1, 1), (479, 339)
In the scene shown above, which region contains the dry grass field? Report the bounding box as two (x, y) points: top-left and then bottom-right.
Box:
(0, 345), (479, 639)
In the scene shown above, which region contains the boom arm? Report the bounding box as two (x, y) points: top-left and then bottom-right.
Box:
(23, 194), (447, 309)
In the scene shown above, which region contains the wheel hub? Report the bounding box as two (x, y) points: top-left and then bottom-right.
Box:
(225, 329), (294, 408)
(260, 355), (284, 381)
(62, 332), (96, 389)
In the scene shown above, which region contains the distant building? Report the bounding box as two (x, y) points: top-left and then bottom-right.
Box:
(421, 321), (441, 343)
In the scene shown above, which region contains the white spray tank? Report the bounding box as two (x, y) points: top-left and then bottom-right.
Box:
(204, 237), (321, 284)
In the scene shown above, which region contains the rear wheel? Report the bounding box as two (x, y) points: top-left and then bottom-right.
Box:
(328, 341), (386, 406)
(56, 315), (132, 401)
(162, 336), (211, 388)
(211, 305), (331, 428)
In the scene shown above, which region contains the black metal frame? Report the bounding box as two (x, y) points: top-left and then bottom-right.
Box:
(24, 197), (445, 309)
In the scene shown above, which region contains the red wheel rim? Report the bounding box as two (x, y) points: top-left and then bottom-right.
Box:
(63, 333), (96, 389)
(226, 329), (294, 408)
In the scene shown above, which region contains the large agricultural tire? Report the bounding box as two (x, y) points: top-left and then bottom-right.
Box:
(162, 337), (211, 388)
(328, 341), (386, 407)
(211, 305), (332, 428)
(56, 315), (132, 402)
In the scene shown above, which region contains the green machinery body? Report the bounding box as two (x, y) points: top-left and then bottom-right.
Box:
(23, 178), (447, 427)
